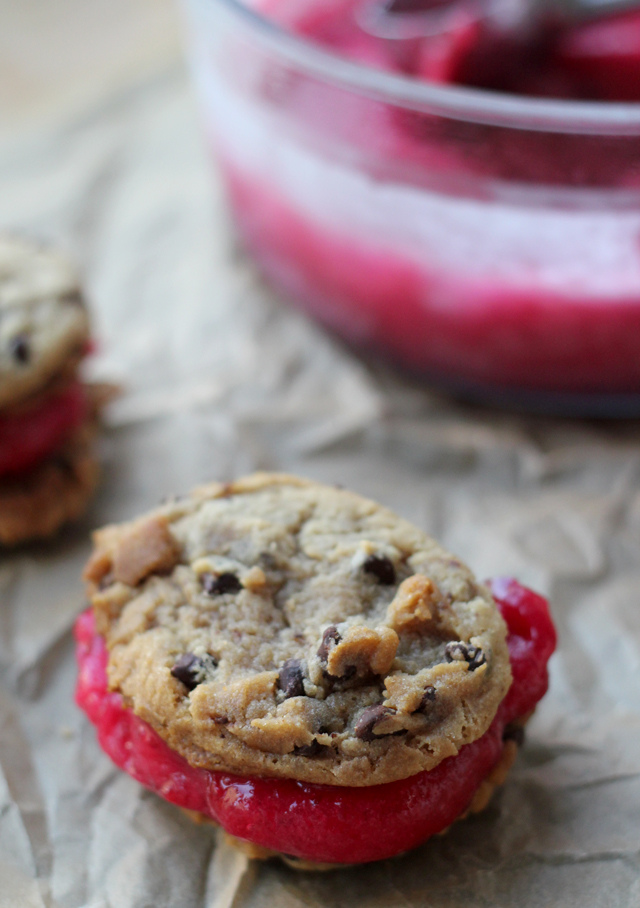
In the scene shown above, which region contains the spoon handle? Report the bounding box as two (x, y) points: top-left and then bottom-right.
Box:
(525, 0), (640, 27)
(361, 0), (640, 40)
(550, 0), (640, 21)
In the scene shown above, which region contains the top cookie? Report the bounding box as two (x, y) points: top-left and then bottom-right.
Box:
(84, 474), (512, 787)
(0, 235), (89, 409)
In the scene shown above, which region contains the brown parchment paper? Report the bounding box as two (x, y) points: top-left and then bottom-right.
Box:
(2, 2), (640, 906)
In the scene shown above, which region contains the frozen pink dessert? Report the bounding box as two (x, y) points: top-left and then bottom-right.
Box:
(75, 577), (556, 865)
(186, 0), (640, 406)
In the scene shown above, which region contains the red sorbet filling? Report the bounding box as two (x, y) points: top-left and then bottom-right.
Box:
(0, 380), (88, 479)
(75, 578), (556, 865)
(262, 0), (640, 102)
(208, 2), (640, 399)
(223, 164), (640, 395)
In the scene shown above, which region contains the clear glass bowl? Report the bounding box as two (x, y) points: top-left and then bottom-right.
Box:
(182, 0), (640, 414)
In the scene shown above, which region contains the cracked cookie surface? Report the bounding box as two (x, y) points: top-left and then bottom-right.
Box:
(85, 473), (511, 787)
(0, 235), (89, 410)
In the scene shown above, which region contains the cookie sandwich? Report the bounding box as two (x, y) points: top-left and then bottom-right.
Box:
(0, 235), (111, 545)
(75, 473), (556, 867)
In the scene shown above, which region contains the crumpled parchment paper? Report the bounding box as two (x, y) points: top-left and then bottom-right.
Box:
(2, 2), (640, 906)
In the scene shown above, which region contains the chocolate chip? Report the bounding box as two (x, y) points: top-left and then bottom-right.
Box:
(354, 704), (398, 741)
(503, 724), (525, 747)
(445, 641), (486, 671)
(50, 453), (74, 475)
(170, 653), (215, 691)
(362, 555), (396, 585)
(9, 334), (30, 365)
(416, 685), (437, 713)
(317, 625), (341, 665)
(466, 646), (487, 670)
(278, 659), (306, 699)
(201, 572), (242, 596)
(293, 740), (327, 757)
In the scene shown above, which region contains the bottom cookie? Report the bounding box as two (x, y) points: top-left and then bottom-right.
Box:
(0, 429), (98, 545)
(0, 383), (114, 545)
(180, 718), (528, 871)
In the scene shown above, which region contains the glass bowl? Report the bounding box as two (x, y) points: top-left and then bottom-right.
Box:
(182, 0), (640, 414)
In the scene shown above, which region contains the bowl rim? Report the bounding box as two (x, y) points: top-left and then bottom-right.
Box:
(196, 0), (640, 135)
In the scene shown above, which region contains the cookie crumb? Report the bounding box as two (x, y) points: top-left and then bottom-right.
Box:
(386, 574), (440, 632)
(112, 516), (180, 586)
(325, 625), (399, 679)
(243, 566), (268, 592)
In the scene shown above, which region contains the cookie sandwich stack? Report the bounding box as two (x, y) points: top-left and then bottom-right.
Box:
(0, 235), (109, 545)
(75, 473), (556, 867)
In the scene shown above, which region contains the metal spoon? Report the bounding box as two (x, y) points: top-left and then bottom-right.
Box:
(357, 0), (640, 41)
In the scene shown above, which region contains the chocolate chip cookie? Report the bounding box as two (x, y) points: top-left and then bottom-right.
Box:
(0, 235), (89, 409)
(0, 234), (112, 545)
(84, 472), (512, 787)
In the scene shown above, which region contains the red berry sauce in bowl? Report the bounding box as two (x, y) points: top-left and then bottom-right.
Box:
(182, 0), (640, 414)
